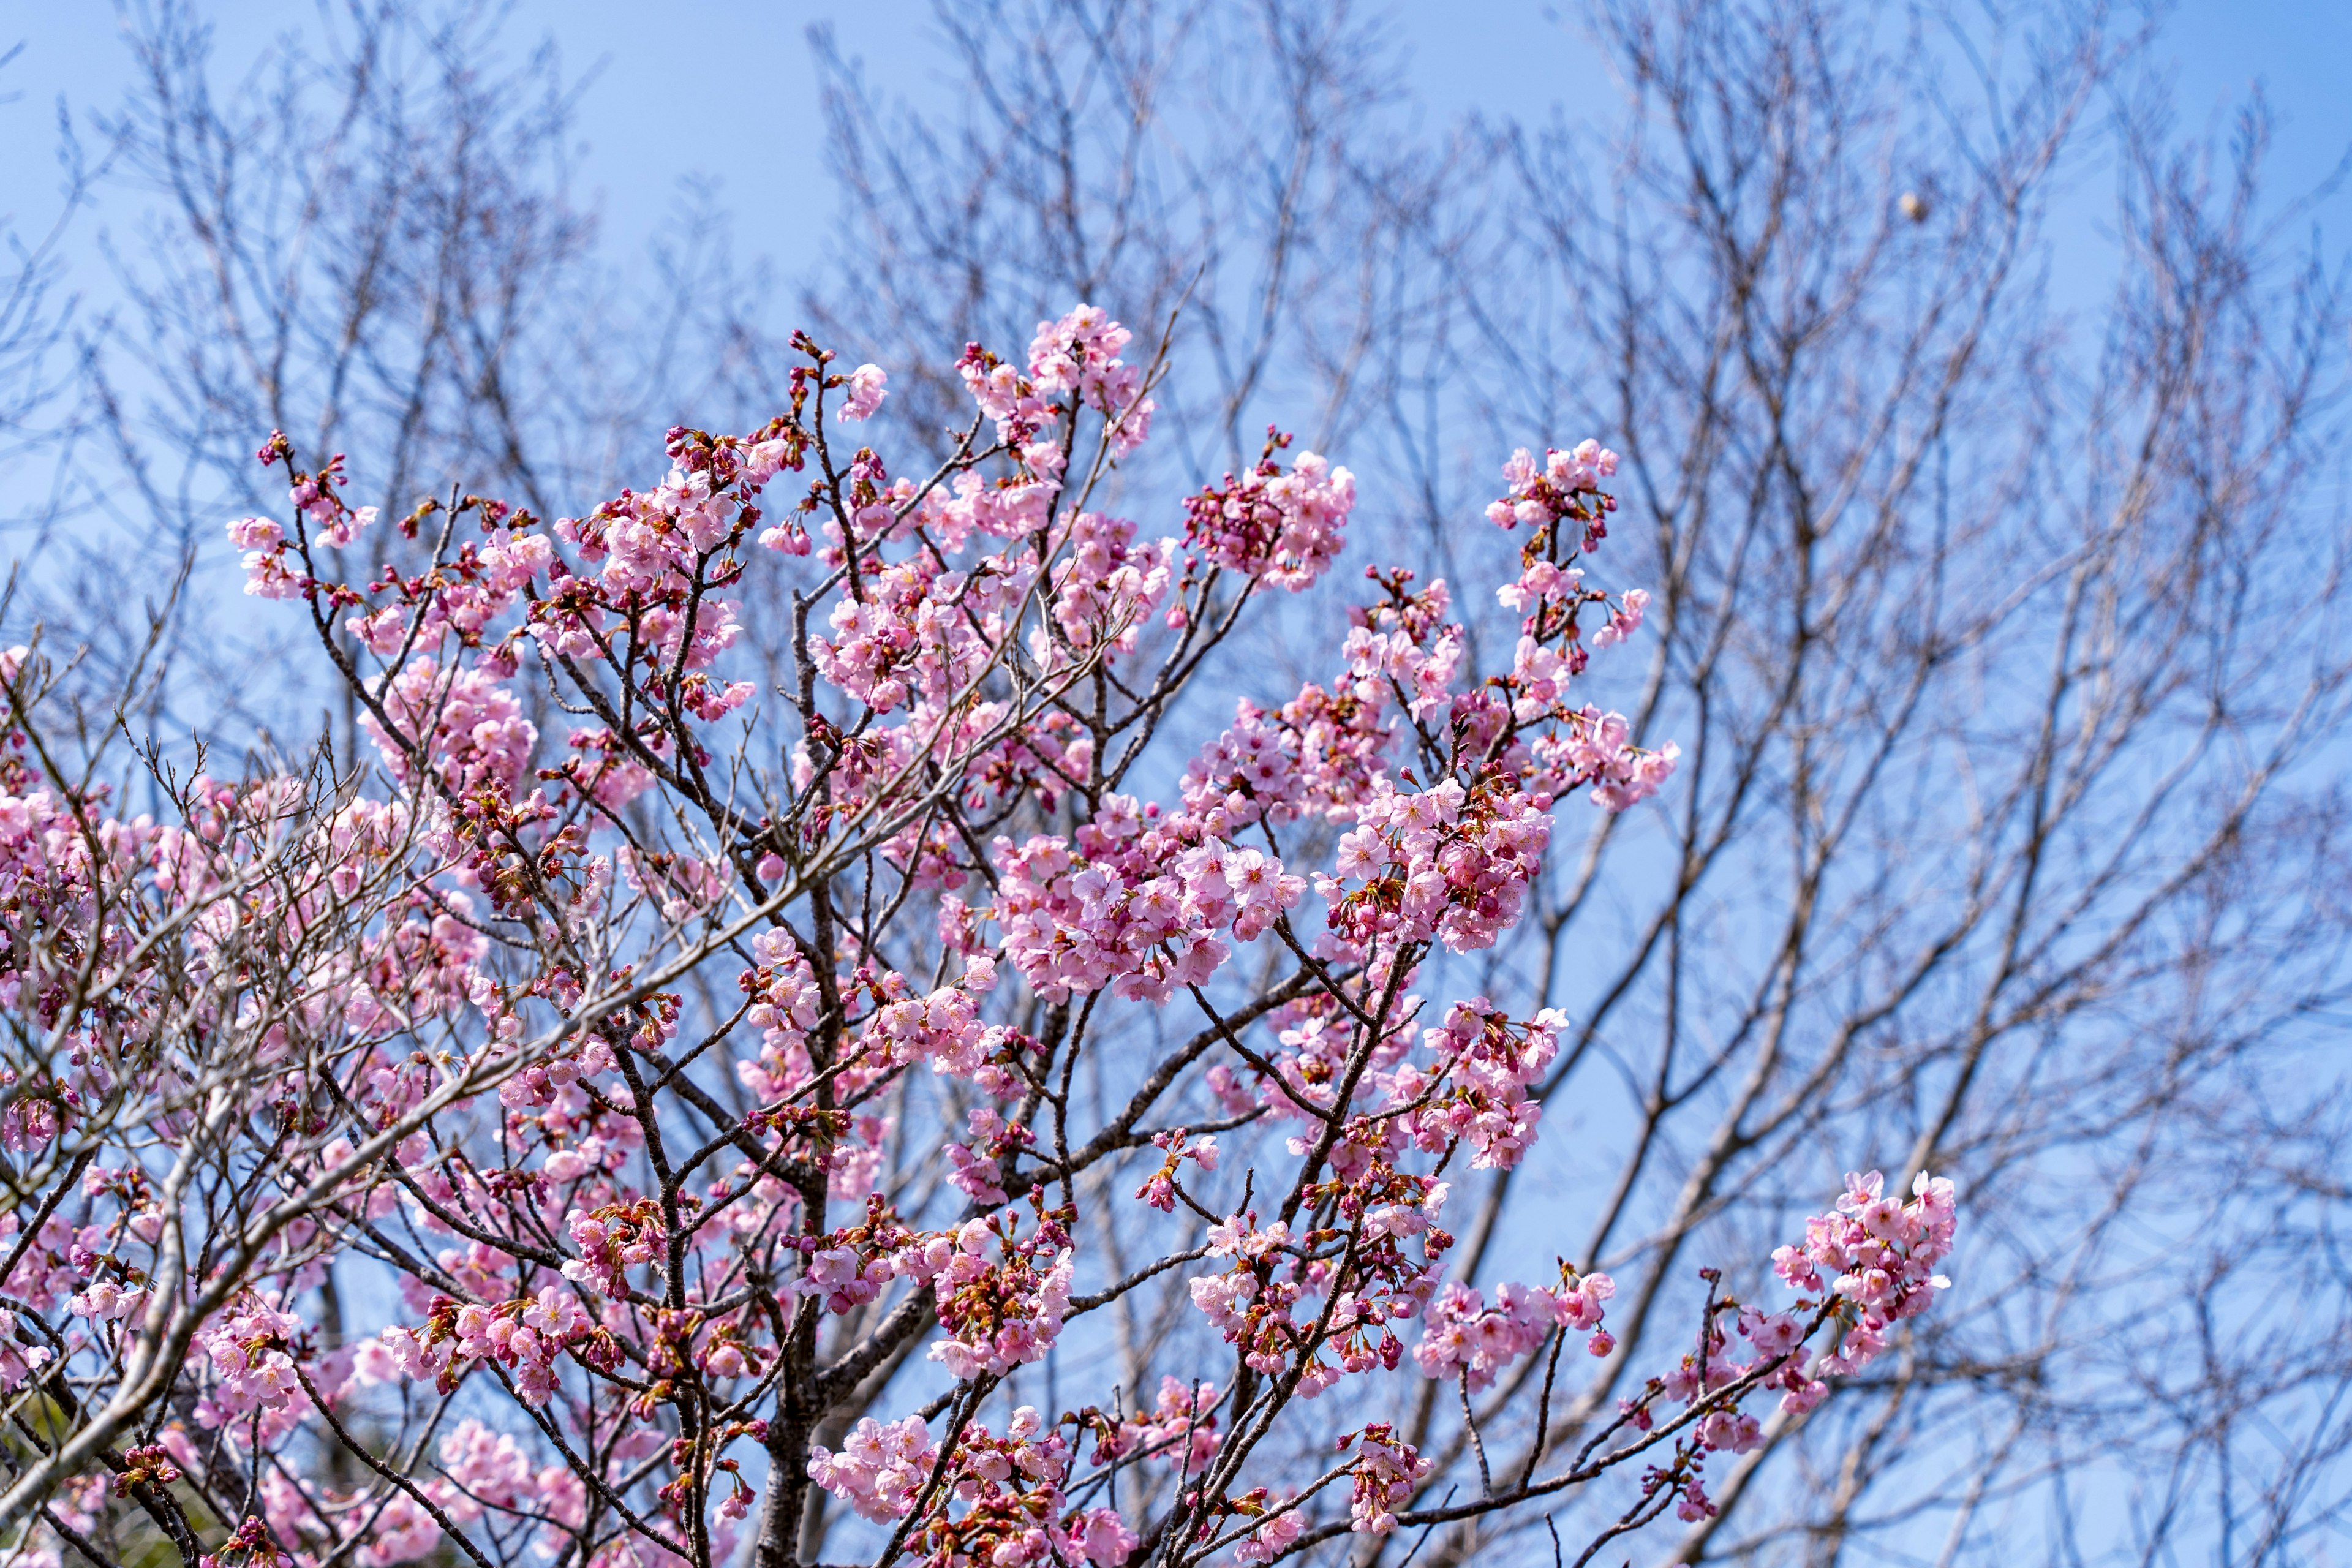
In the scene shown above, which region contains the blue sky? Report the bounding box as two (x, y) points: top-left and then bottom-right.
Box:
(7, 1), (2347, 307)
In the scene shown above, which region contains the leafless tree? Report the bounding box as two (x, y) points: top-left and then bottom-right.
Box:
(794, 0), (1472, 490)
(0, 40), (93, 566)
(31, 0), (745, 760)
(796, 2), (2352, 1564)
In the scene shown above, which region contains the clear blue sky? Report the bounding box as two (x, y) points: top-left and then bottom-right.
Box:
(6, 0), (2346, 306)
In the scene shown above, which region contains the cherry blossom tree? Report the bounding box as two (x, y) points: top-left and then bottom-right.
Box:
(0, 306), (1953, 1568)
(26, 0), (2345, 1558)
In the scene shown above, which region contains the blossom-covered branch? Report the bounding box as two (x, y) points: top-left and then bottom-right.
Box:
(0, 305), (1945, 1568)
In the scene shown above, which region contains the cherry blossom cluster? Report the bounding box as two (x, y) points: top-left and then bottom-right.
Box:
(962, 304), (1157, 458)
(1413, 1265), (1616, 1390)
(1177, 679), (1389, 836)
(989, 818), (1305, 1004)
(1612, 1169), (1958, 1525)
(381, 1284), (600, 1406)
(1135, 1128), (1221, 1213)
(1320, 773), (1552, 956)
(1470, 444), (1679, 811)
(1377, 1000), (1563, 1171)
(916, 1209), (1077, 1380)
(895, 1406), (1138, 1568)
(1186, 1169), (1451, 1400)
(0, 301), (1965, 1568)
(807, 1415), (938, 1525)
(194, 1297), (307, 1425)
(1085, 1376), (1221, 1475)
(1484, 440), (1617, 548)
(1774, 1168), (1957, 1376)
(1183, 430), (1357, 592)
(1336, 1423), (1435, 1536)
